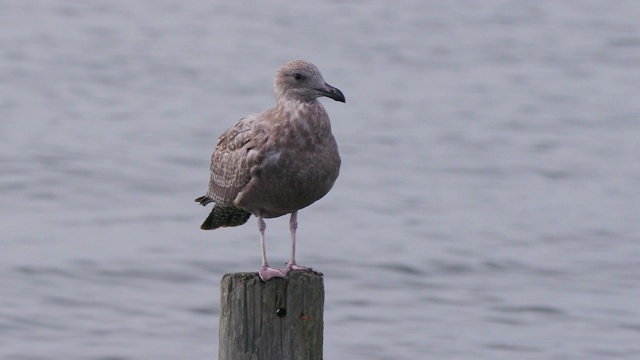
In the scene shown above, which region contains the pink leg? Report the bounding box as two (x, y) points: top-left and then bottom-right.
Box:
(257, 215), (285, 281)
(284, 211), (322, 276)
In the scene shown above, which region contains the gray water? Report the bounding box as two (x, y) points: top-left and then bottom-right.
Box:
(2, 1), (640, 359)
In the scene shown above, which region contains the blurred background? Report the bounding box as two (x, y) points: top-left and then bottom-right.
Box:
(1, 1), (639, 359)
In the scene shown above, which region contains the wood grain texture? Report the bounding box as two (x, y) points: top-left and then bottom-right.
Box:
(219, 271), (324, 360)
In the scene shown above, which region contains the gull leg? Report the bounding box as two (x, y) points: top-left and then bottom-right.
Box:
(284, 211), (322, 276)
(257, 215), (285, 281)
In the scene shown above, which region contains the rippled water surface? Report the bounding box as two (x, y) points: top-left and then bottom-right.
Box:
(2, 1), (640, 359)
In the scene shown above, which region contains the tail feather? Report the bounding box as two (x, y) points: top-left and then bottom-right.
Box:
(195, 195), (214, 206)
(200, 204), (251, 230)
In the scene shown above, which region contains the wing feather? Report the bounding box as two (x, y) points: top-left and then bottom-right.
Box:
(206, 114), (266, 206)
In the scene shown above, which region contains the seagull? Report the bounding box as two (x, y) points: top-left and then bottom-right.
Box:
(195, 60), (345, 281)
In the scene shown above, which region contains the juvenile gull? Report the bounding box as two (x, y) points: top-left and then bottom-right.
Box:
(195, 60), (345, 281)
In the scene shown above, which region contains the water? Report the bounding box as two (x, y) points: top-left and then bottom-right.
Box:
(2, 1), (640, 359)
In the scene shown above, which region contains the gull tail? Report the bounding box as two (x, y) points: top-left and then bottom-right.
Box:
(195, 196), (251, 230)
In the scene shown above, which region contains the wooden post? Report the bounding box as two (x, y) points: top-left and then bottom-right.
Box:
(219, 271), (324, 360)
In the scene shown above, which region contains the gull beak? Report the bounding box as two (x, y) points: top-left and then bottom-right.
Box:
(317, 83), (346, 103)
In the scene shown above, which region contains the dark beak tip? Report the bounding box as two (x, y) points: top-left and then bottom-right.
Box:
(332, 88), (346, 103)
(321, 83), (345, 103)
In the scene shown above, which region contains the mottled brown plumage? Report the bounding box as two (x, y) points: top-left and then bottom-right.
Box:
(195, 60), (345, 280)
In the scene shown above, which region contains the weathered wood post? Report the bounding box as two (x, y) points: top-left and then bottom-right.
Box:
(219, 271), (324, 360)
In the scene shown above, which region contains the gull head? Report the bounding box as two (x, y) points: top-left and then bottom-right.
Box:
(274, 60), (345, 104)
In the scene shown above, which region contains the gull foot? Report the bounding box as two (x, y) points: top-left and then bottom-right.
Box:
(259, 266), (286, 281)
(283, 263), (323, 276)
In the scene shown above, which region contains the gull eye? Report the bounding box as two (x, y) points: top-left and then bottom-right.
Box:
(293, 73), (302, 80)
